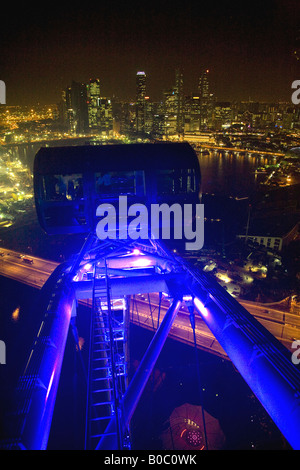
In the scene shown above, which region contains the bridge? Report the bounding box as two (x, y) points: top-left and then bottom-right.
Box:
(192, 143), (285, 158)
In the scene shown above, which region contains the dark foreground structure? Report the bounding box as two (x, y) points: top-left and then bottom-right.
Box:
(2, 143), (300, 450)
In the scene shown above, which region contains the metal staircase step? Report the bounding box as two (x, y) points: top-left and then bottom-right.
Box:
(90, 432), (117, 439)
(90, 416), (113, 422)
(92, 388), (114, 394)
(92, 401), (112, 408)
(85, 262), (129, 450)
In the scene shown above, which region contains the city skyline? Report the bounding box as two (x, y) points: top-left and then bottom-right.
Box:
(1, 1), (300, 106)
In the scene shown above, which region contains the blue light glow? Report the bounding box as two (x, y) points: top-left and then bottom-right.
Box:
(193, 297), (208, 317)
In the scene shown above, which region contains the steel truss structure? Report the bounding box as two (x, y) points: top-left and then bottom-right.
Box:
(2, 234), (300, 450)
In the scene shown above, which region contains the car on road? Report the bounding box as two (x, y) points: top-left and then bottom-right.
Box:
(21, 256), (34, 264)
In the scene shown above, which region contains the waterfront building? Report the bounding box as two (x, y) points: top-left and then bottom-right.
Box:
(212, 102), (233, 130)
(184, 95), (201, 133)
(238, 216), (300, 252)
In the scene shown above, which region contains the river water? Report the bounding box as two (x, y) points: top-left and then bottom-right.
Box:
(197, 150), (271, 196)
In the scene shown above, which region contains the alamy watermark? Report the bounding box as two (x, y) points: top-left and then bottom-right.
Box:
(291, 80), (300, 105)
(0, 340), (6, 364)
(0, 81), (6, 105)
(95, 196), (204, 251)
(291, 340), (300, 365)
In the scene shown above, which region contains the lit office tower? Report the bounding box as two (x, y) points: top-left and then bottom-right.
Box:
(174, 69), (184, 134)
(98, 97), (113, 134)
(136, 71), (146, 134)
(88, 78), (101, 129)
(198, 69), (210, 129)
(65, 81), (89, 134)
(199, 70), (210, 101)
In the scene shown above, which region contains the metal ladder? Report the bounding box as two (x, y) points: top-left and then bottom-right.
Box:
(85, 262), (129, 450)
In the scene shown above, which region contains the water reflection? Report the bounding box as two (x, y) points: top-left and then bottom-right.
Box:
(197, 151), (271, 197)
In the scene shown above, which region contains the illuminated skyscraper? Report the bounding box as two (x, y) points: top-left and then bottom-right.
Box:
(88, 78), (101, 129)
(136, 71), (146, 134)
(163, 88), (178, 136)
(161, 70), (184, 137)
(65, 81), (89, 134)
(198, 70), (210, 102)
(98, 97), (113, 134)
(198, 70), (211, 129)
(183, 95), (201, 132)
(174, 69), (184, 134)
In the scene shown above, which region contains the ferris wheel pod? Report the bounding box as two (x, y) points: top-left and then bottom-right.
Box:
(33, 142), (201, 236)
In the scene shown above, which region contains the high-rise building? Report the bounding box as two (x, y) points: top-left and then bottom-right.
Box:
(98, 97), (113, 134)
(212, 102), (232, 129)
(65, 81), (89, 134)
(198, 70), (212, 129)
(198, 70), (210, 102)
(136, 71), (146, 134)
(163, 88), (178, 137)
(174, 69), (184, 134)
(160, 70), (185, 138)
(88, 78), (101, 129)
(183, 95), (201, 132)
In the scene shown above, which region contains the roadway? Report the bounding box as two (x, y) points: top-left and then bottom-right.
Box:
(0, 247), (58, 288)
(130, 292), (300, 357)
(130, 293), (226, 357)
(0, 247), (299, 357)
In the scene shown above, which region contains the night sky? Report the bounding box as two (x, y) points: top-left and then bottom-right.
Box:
(1, 0), (300, 106)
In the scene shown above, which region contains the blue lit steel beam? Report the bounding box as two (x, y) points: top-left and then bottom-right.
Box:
(73, 273), (178, 299)
(150, 241), (300, 449)
(8, 263), (76, 450)
(95, 296), (182, 450)
(100, 254), (175, 272)
(185, 265), (300, 450)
